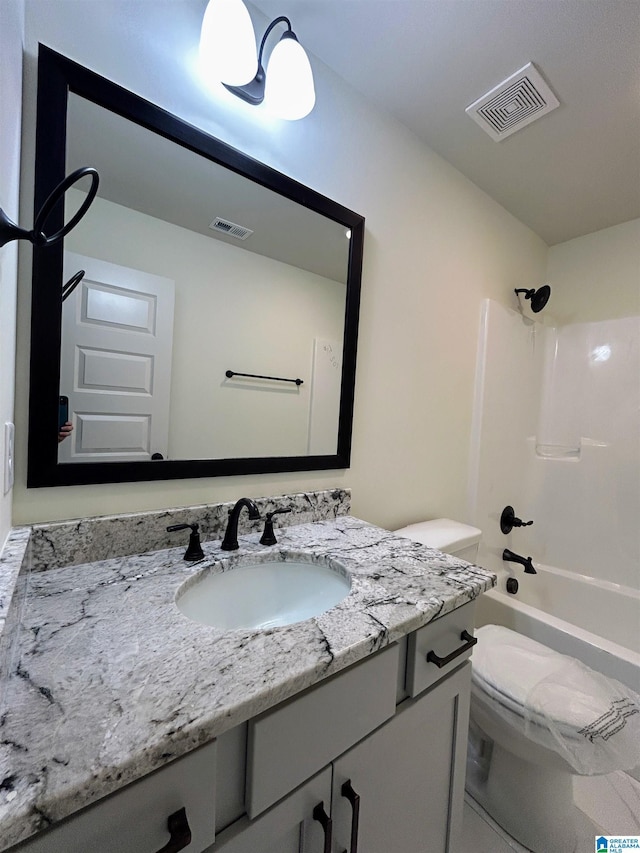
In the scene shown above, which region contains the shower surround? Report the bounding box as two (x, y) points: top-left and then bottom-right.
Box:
(469, 300), (639, 671)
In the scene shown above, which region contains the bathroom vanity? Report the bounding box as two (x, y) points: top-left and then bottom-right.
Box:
(0, 492), (494, 852)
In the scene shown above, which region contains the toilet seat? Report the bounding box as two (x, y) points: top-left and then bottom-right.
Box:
(472, 670), (589, 757)
(471, 625), (640, 773)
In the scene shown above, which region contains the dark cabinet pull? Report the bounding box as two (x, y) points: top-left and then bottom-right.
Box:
(341, 779), (360, 853)
(426, 630), (477, 669)
(155, 807), (192, 853)
(313, 801), (333, 853)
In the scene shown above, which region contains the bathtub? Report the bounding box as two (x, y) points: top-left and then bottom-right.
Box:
(475, 561), (640, 694)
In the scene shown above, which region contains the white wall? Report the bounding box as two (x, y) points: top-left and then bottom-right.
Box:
(65, 192), (345, 459)
(0, 0), (24, 546)
(547, 218), (640, 325)
(12, 0), (548, 527)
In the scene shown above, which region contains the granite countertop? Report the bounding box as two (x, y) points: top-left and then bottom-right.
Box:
(0, 515), (495, 849)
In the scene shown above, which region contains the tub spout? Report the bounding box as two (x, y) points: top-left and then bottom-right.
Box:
(503, 548), (537, 574)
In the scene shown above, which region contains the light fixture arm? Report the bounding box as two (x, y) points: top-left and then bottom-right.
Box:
(257, 16), (292, 65)
(223, 15), (295, 106)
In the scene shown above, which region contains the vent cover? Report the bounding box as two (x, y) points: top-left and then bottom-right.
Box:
(465, 62), (559, 141)
(209, 217), (253, 240)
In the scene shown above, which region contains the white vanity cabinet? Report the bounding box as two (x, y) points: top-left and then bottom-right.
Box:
(212, 602), (475, 853)
(330, 663), (470, 853)
(208, 768), (332, 853)
(211, 657), (471, 853)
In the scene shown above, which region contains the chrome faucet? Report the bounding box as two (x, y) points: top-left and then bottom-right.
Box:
(221, 497), (261, 551)
(503, 548), (537, 574)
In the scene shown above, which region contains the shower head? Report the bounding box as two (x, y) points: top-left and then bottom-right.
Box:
(514, 284), (551, 313)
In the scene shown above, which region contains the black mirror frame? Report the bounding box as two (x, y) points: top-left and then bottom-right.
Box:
(27, 45), (364, 488)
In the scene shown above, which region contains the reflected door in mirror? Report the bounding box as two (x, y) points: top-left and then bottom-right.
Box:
(59, 252), (175, 462)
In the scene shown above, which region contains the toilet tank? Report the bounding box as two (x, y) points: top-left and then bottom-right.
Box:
(394, 519), (482, 562)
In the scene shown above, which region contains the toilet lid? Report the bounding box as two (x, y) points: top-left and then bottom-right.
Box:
(472, 625), (624, 730)
(472, 625), (640, 774)
(394, 519), (481, 552)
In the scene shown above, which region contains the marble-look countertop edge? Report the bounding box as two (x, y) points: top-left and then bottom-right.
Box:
(0, 528), (31, 707)
(0, 515), (495, 850)
(0, 528), (30, 626)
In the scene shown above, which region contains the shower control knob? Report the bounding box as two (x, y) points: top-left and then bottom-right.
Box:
(506, 577), (519, 595)
(500, 506), (534, 535)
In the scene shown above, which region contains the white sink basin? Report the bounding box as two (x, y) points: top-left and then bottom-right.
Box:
(176, 554), (351, 630)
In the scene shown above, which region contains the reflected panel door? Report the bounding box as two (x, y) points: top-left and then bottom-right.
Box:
(60, 251), (175, 462)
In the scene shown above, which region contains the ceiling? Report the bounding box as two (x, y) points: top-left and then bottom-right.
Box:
(253, 0), (640, 246)
(67, 94), (350, 283)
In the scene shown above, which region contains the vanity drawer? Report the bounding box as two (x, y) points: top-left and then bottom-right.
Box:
(406, 601), (477, 697)
(13, 741), (217, 853)
(246, 642), (399, 818)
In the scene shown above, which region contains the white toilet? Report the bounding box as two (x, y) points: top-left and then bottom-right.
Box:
(469, 625), (640, 852)
(394, 519), (640, 853)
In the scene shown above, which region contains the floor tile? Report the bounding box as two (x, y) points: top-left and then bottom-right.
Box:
(459, 784), (605, 853)
(574, 770), (640, 835)
(457, 797), (526, 853)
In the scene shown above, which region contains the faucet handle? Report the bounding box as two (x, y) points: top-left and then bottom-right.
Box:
(167, 523), (205, 561)
(260, 508), (292, 546)
(500, 505), (534, 534)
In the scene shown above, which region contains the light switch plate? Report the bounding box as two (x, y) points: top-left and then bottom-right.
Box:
(4, 422), (15, 495)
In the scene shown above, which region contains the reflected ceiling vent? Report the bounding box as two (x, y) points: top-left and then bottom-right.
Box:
(209, 217), (253, 240)
(465, 62), (559, 141)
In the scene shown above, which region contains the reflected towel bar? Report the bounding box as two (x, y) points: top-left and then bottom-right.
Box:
(225, 370), (303, 386)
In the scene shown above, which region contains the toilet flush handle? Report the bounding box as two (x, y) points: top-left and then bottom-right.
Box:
(426, 630), (478, 669)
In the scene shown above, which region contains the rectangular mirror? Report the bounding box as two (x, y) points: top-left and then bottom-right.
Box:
(27, 46), (364, 487)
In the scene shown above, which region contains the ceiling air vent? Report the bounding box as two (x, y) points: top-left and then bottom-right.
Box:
(209, 217), (253, 240)
(465, 62), (559, 141)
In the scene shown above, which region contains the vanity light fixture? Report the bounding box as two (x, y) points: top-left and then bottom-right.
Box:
(200, 0), (316, 120)
(199, 0), (257, 86)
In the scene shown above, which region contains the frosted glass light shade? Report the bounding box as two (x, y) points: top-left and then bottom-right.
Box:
(264, 33), (315, 120)
(200, 0), (257, 86)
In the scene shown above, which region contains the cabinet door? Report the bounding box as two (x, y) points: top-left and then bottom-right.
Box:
(12, 741), (217, 853)
(210, 767), (332, 853)
(331, 663), (471, 853)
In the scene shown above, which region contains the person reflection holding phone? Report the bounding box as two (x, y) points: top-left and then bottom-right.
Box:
(58, 422), (73, 443)
(58, 394), (73, 443)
